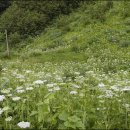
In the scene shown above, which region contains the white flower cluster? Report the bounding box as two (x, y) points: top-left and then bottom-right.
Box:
(17, 121), (30, 128)
(0, 95), (5, 102)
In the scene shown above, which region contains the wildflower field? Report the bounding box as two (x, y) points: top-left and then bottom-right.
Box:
(0, 55), (130, 129)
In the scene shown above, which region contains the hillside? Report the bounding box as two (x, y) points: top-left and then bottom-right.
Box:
(19, 1), (130, 69)
(0, 1), (130, 129)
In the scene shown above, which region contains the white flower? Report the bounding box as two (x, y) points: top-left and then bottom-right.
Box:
(48, 89), (54, 92)
(12, 97), (21, 101)
(7, 94), (12, 97)
(2, 68), (7, 71)
(121, 86), (130, 92)
(110, 85), (120, 92)
(0, 108), (3, 115)
(97, 108), (100, 110)
(74, 72), (80, 75)
(0, 95), (5, 102)
(33, 80), (44, 85)
(71, 84), (81, 89)
(16, 86), (23, 90)
(2, 106), (10, 111)
(54, 86), (60, 91)
(16, 74), (25, 79)
(5, 116), (12, 122)
(17, 121), (30, 129)
(70, 91), (77, 95)
(1, 89), (10, 94)
(98, 83), (105, 87)
(17, 89), (25, 93)
(25, 70), (32, 74)
(46, 83), (54, 88)
(26, 87), (34, 91)
(105, 90), (114, 98)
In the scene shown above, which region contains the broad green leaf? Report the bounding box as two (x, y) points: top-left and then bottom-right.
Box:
(44, 99), (50, 104)
(30, 111), (38, 116)
(44, 93), (55, 100)
(76, 121), (85, 129)
(38, 104), (49, 122)
(58, 124), (66, 129)
(59, 111), (69, 121)
(64, 121), (76, 129)
(37, 101), (44, 106)
(68, 115), (81, 122)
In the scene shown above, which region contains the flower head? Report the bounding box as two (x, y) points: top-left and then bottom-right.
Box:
(17, 121), (30, 128)
(70, 91), (77, 95)
(12, 97), (21, 101)
(5, 116), (12, 122)
(26, 87), (34, 91)
(0, 95), (5, 102)
(1, 89), (10, 94)
(17, 89), (25, 93)
(33, 80), (44, 85)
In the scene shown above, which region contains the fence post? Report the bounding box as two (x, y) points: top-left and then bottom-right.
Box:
(5, 29), (10, 57)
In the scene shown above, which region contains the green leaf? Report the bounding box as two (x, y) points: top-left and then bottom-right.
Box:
(38, 104), (50, 122)
(37, 101), (44, 106)
(64, 121), (76, 129)
(59, 111), (69, 121)
(68, 115), (81, 122)
(76, 121), (85, 129)
(44, 99), (50, 104)
(58, 124), (66, 129)
(44, 93), (55, 100)
(30, 111), (38, 116)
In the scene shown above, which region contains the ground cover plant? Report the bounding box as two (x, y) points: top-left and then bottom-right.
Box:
(0, 58), (130, 129)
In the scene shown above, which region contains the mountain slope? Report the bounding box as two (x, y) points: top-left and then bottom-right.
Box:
(15, 1), (130, 72)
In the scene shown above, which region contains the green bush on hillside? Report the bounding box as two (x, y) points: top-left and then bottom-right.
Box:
(0, 0), (89, 46)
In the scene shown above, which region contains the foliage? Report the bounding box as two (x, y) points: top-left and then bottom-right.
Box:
(0, 0), (88, 46)
(0, 0), (11, 14)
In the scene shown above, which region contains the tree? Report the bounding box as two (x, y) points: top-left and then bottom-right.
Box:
(0, 0), (11, 14)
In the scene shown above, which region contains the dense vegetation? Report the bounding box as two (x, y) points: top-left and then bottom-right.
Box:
(0, 0), (11, 14)
(0, 1), (130, 129)
(0, 0), (87, 47)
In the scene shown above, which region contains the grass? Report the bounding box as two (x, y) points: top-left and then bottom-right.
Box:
(0, 1), (130, 129)
(15, 1), (130, 64)
(0, 60), (130, 129)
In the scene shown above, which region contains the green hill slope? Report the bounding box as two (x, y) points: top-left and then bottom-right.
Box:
(16, 1), (130, 71)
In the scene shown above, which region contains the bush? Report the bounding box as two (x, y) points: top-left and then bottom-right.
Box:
(90, 1), (113, 22)
(0, 0), (86, 47)
(9, 32), (21, 46)
(0, 0), (11, 14)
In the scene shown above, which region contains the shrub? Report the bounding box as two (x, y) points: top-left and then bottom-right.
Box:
(0, 0), (86, 47)
(9, 32), (21, 46)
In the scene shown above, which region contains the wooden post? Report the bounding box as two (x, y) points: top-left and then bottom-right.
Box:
(5, 29), (10, 57)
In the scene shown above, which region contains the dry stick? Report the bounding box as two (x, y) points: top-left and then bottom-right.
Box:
(5, 29), (10, 57)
